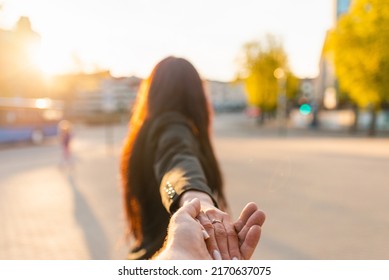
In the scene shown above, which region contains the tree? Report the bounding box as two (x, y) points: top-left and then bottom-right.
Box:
(237, 34), (298, 122)
(328, 0), (389, 135)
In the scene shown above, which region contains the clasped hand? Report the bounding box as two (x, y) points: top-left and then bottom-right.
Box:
(178, 191), (266, 260)
(197, 201), (265, 260)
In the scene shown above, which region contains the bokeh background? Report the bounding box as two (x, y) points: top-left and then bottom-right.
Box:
(0, 0), (388, 259)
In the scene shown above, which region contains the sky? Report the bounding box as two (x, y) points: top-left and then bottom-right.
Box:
(0, 0), (334, 81)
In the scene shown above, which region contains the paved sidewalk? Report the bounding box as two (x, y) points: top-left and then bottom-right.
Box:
(1, 114), (388, 260)
(0, 124), (128, 260)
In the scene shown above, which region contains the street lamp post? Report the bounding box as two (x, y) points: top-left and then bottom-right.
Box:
(274, 68), (287, 135)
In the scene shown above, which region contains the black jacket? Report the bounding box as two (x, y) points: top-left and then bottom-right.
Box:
(127, 112), (217, 259)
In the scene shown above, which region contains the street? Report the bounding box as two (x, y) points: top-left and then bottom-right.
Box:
(1, 112), (388, 259)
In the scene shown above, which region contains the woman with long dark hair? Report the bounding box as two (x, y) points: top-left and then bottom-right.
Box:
(121, 56), (260, 260)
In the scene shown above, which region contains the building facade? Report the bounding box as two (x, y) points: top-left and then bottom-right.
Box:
(205, 80), (247, 112)
(0, 17), (43, 98)
(316, 0), (352, 109)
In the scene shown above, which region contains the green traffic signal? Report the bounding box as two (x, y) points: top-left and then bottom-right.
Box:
(299, 104), (312, 115)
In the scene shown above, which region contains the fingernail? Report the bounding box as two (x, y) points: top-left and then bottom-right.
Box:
(202, 230), (210, 240)
(232, 257), (239, 260)
(213, 250), (222, 260)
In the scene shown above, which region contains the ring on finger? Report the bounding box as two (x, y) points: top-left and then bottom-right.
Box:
(211, 219), (223, 224)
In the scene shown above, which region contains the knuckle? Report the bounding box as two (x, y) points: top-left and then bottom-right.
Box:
(226, 228), (238, 238)
(214, 226), (227, 237)
(221, 212), (229, 219)
(202, 222), (214, 231)
(205, 209), (218, 216)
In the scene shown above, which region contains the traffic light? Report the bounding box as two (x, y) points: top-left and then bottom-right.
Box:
(299, 103), (312, 115)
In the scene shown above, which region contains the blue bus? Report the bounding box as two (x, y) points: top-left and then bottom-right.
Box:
(0, 97), (63, 144)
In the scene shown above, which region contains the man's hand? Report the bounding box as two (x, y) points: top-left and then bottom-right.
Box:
(155, 198), (212, 260)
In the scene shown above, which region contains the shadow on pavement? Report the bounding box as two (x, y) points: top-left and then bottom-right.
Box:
(66, 171), (110, 259)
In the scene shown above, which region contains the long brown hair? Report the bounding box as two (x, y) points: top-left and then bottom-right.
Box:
(120, 56), (225, 245)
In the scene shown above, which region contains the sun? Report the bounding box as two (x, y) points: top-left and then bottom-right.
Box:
(35, 44), (72, 77)
(27, 39), (74, 78)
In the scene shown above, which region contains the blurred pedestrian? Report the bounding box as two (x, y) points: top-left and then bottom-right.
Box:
(121, 56), (253, 260)
(58, 119), (73, 166)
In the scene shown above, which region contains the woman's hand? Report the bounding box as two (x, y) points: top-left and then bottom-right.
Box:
(197, 203), (241, 260)
(233, 202), (266, 259)
(179, 191), (240, 260)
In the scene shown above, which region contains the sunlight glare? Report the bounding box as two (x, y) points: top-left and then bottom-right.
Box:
(35, 98), (52, 109)
(34, 45), (74, 78)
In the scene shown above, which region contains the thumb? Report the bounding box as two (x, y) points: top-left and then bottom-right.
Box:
(180, 198), (201, 218)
